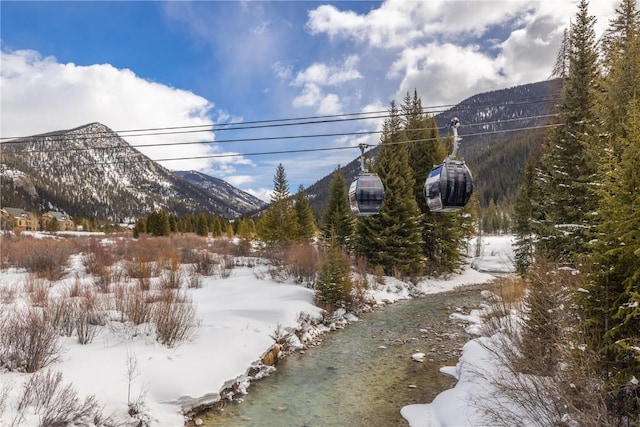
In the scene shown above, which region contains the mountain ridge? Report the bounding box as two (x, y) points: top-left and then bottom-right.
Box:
(0, 123), (265, 221)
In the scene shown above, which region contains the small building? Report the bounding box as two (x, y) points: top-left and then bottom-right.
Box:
(2, 207), (39, 232)
(41, 211), (75, 232)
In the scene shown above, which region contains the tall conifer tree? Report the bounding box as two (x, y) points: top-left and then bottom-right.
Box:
(403, 91), (473, 273)
(322, 168), (354, 248)
(256, 163), (298, 243)
(354, 101), (423, 275)
(533, 0), (600, 263)
(294, 184), (316, 241)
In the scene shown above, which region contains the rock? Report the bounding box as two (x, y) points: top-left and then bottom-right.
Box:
(411, 352), (426, 362)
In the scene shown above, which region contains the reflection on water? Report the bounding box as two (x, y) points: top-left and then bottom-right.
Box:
(197, 289), (485, 427)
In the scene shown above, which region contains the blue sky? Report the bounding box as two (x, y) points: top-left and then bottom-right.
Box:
(1, 1), (617, 201)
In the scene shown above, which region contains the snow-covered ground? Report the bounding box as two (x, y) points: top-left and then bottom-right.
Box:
(0, 233), (515, 426)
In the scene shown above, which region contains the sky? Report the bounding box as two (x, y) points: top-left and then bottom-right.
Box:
(0, 232), (514, 426)
(0, 1), (619, 201)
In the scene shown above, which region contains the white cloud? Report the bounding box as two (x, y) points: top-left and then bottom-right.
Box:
(292, 55), (362, 86)
(0, 48), (252, 174)
(292, 83), (322, 108)
(318, 93), (342, 115)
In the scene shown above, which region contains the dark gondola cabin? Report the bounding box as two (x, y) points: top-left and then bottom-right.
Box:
(349, 173), (384, 216)
(424, 160), (473, 212)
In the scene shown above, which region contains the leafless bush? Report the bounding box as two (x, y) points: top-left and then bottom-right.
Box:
(152, 289), (200, 348)
(269, 323), (295, 353)
(10, 237), (73, 280)
(46, 297), (77, 337)
(76, 308), (99, 345)
(93, 266), (119, 293)
(0, 284), (17, 304)
(0, 306), (61, 372)
(159, 269), (183, 290)
(209, 238), (238, 256)
(14, 369), (113, 426)
(191, 250), (218, 276)
(81, 238), (115, 273)
(114, 285), (152, 326)
(125, 258), (153, 280)
(264, 243), (320, 285)
(186, 272), (203, 289)
(28, 277), (50, 308)
(217, 255), (235, 279)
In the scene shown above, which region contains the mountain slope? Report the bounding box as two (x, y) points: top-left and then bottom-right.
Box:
(175, 170), (266, 215)
(0, 123), (263, 220)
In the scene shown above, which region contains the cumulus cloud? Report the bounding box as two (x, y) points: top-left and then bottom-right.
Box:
(306, 0), (617, 109)
(0, 48), (251, 175)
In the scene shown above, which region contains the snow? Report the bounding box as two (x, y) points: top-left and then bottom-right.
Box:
(0, 233), (515, 426)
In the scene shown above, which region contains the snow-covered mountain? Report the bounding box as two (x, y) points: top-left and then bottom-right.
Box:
(175, 170), (266, 216)
(0, 122), (265, 221)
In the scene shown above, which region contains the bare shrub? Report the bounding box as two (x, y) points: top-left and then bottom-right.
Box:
(76, 304), (99, 345)
(283, 243), (319, 284)
(186, 272), (203, 289)
(114, 285), (152, 326)
(159, 269), (183, 290)
(209, 238), (237, 256)
(28, 277), (50, 308)
(14, 369), (112, 426)
(191, 250), (218, 276)
(269, 323), (295, 353)
(217, 255), (235, 279)
(152, 289), (200, 347)
(46, 297), (77, 337)
(81, 238), (115, 271)
(0, 284), (17, 304)
(174, 234), (209, 264)
(11, 237), (73, 280)
(263, 242), (320, 285)
(0, 306), (61, 372)
(125, 258), (153, 280)
(93, 266), (118, 293)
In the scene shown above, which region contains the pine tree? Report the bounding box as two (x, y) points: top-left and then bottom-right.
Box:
(533, 0), (600, 264)
(580, 1), (640, 414)
(196, 213), (208, 237)
(322, 167), (354, 249)
(354, 101), (423, 275)
(403, 91), (474, 273)
(294, 185), (316, 241)
(513, 159), (540, 273)
(256, 164), (299, 244)
(315, 238), (353, 310)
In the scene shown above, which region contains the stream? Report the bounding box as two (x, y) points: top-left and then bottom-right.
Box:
(196, 287), (487, 426)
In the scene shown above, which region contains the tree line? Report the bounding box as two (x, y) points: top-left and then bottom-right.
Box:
(513, 0), (639, 422)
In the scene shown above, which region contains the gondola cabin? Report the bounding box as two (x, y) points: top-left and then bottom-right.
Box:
(424, 160), (473, 212)
(349, 173), (384, 216)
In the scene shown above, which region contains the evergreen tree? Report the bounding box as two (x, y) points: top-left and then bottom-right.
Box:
(513, 159), (541, 273)
(322, 167), (354, 248)
(294, 185), (316, 241)
(196, 213), (208, 237)
(168, 214), (177, 233)
(315, 237), (353, 310)
(403, 91), (474, 273)
(533, 0), (600, 264)
(354, 101), (423, 275)
(256, 164), (299, 244)
(581, 6), (640, 415)
(133, 217), (146, 238)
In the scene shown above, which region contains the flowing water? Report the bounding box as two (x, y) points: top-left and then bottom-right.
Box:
(196, 288), (486, 427)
